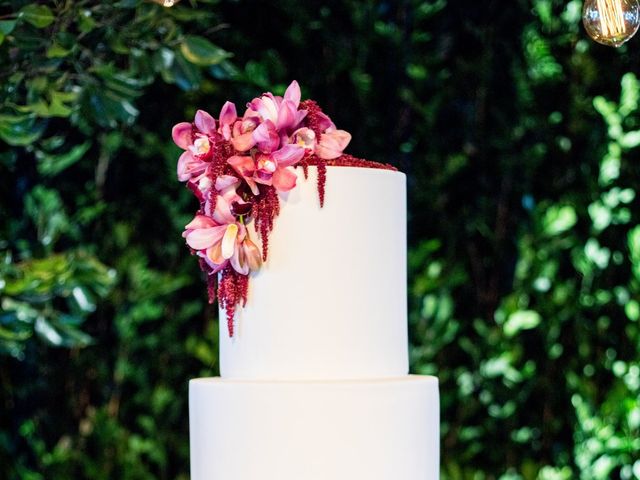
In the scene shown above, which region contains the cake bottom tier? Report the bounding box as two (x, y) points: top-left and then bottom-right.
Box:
(189, 375), (439, 480)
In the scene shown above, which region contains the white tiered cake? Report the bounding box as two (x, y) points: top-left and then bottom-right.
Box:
(189, 166), (440, 479)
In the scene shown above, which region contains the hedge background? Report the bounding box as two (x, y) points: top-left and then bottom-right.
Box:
(1, 0), (639, 479)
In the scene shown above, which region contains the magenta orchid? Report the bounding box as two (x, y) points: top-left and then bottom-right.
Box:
(309, 111), (352, 160)
(316, 128), (352, 160)
(173, 110), (217, 182)
(218, 101), (237, 141)
(253, 119), (280, 153)
(292, 127), (317, 150)
(248, 81), (305, 131)
(172, 80), (356, 336)
(230, 114), (259, 152)
(254, 144), (305, 192)
(227, 155), (259, 195)
(184, 176), (261, 276)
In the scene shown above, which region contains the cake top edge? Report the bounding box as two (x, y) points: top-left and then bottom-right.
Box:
(190, 375), (438, 387)
(306, 154), (398, 172)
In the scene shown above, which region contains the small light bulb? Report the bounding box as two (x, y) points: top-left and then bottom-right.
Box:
(583, 0), (640, 47)
(152, 0), (180, 7)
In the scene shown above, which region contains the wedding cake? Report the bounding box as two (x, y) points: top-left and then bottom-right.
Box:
(173, 81), (439, 480)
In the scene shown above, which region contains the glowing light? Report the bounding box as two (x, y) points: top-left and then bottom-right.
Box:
(583, 0), (640, 47)
(152, 0), (181, 7)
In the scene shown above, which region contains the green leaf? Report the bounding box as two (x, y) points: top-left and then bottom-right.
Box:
(19, 90), (76, 118)
(588, 201), (611, 232)
(163, 52), (202, 91)
(585, 238), (610, 269)
(100, 72), (147, 98)
(0, 114), (45, 146)
(77, 10), (97, 33)
(82, 86), (138, 128)
(167, 6), (216, 22)
(620, 130), (640, 149)
(1, 298), (40, 320)
(34, 316), (93, 348)
(180, 35), (231, 66)
(542, 205), (577, 235)
(620, 72), (639, 117)
(37, 142), (91, 176)
(625, 300), (640, 321)
(24, 186), (69, 247)
(593, 96), (617, 119)
(209, 60), (240, 80)
(244, 60), (270, 88)
(70, 286), (96, 313)
(504, 310), (541, 337)
(0, 19), (17, 35)
(48, 91), (75, 117)
(46, 43), (72, 58)
(628, 226), (640, 260)
(20, 4), (55, 28)
(0, 325), (32, 342)
(34, 316), (62, 346)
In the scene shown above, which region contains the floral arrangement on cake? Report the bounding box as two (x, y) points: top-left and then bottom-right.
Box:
(173, 81), (395, 336)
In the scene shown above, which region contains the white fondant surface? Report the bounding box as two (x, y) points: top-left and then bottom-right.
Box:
(220, 166), (408, 379)
(189, 376), (439, 480)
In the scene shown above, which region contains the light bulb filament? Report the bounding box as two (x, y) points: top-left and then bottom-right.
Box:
(598, 0), (627, 37)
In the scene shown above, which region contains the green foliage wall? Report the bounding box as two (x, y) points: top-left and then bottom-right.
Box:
(1, 0), (639, 479)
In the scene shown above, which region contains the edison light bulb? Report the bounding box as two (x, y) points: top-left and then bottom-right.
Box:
(583, 0), (640, 47)
(152, 0), (180, 6)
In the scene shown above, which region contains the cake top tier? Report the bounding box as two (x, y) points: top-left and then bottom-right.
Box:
(218, 165), (408, 379)
(172, 80), (400, 335)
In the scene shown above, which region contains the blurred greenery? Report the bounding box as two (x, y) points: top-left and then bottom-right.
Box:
(1, 0), (639, 478)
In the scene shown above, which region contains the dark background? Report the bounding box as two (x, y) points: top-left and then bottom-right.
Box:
(1, 0), (639, 478)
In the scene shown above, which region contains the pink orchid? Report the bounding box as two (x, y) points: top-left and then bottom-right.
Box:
(228, 155), (260, 195)
(254, 144), (305, 192)
(292, 127), (317, 150)
(186, 174), (214, 203)
(207, 175), (250, 223)
(277, 81), (307, 133)
(194, 110), (216, 135)
(173, 110), (217, 182)
(283, 79), (301, 106)
(231, 113), (260, 152)
(172, 110), (216, 149)
(183, 176), (261, 275)
(177, 150), (208, 183)
(291, 109), (350, 160)
(230, 236), (262, 275)
(248, 92), (279, 124)
(313, 110), (336, 132)
(248, 81), (306, 135)
(183, 214), (241, 272)
(315, 128), (352, 160)
(218, 101), (237, 141)
(252, 119), (280, 153)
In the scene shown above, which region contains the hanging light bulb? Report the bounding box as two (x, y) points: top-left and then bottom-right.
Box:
(583, 0), (640, 47)
(152, 0), (181, 6)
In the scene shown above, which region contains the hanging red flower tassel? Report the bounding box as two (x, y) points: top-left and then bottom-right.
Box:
(217, 266), (249, 337)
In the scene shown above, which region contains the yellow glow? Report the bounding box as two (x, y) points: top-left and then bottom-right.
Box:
(598, 0), (627, 37)
(151, 0), (181, 7)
